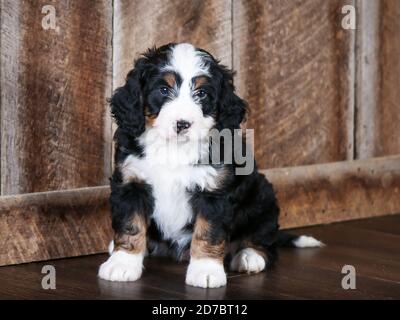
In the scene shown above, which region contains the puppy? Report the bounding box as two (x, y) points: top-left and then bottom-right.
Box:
(98, 43), (323, 288)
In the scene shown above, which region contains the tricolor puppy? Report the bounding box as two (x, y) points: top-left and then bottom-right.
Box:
(98, 43), (323, 288)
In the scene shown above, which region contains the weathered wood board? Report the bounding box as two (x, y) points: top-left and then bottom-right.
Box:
(354, 0), (381, 159)
(113, 0), (232, 88)
(355, 0), (400, 159)
(264, 155), (400, 229)
(0, 186), (112, 266)
(378, 0), (400, 157)
(0, 0), (113, 195)
(233, 0), (356, 169)
(1, 156), (399, 266)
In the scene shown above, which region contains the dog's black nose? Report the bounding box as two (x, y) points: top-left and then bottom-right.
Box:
(176, 120), (191, 134)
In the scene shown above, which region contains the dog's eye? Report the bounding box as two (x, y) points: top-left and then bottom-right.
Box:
(195, 89), (207, 99)
(160, 87), (170, 96)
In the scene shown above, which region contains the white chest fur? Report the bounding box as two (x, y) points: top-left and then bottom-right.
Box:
(120, 137), (219, 247)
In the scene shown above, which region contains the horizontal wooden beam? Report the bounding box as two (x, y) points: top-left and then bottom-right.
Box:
(0, 187), (112, 266)
(1, 156), (399, 265)
(0, 186), (109, 210)
(262, 155), (400, 228)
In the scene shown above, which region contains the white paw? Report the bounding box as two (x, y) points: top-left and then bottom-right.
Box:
(230, 248), (266, 273)
(186, 258), (227, 288)
(98, 251), (143, 282)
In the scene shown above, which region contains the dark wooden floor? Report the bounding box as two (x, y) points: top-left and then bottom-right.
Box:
(0, 215), (399, 299)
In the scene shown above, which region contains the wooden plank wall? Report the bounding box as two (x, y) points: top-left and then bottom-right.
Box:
(355, 0), (400, 159)
(377, 0), (400, 157)
(0, 0), (113, 195)
(113, 0), (232, 88)
(233, 0), (355, 169)
(354, 0), (381, 159)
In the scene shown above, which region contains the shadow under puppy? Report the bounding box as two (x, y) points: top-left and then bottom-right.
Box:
(99, 43), (323, 288)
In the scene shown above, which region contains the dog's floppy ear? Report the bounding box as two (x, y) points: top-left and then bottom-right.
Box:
(217, 66), (248, 130)
(110, 58), (148, 137)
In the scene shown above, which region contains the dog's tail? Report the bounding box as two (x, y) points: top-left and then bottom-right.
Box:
(276, 231), (325, 248)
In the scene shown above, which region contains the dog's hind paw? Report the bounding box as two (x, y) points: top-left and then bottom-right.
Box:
(230, 248), (266, 273)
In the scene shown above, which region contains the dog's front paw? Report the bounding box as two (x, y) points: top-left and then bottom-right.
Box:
(98, 251), (143, 282)
(186, 258), (227, 288)
(230, 248), (266, 273)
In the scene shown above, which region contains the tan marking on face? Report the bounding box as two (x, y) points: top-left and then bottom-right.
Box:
(145, 115), (157, 127)
(144, 105), (157, 128)
(163, 72), (176, 88)
(114, 214), (147, 254)
(190, 216), (225, 263)
(193, 76), (208, 90)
